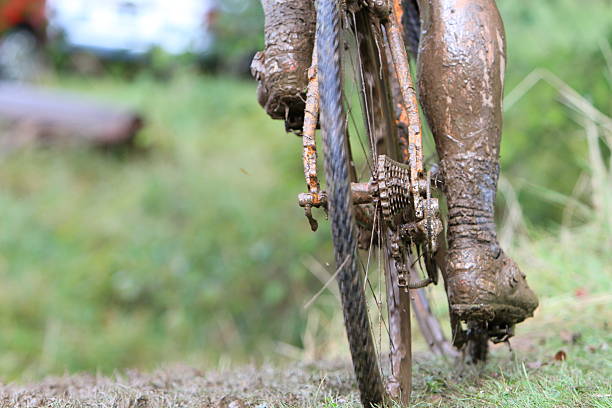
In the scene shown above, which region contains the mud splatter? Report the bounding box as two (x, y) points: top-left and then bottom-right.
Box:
(251, 0), (316, 131)
(416, 0), (537, 324)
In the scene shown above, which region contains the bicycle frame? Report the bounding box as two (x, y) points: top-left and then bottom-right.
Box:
(298, 0), (440, 285)
(295, 0), (456, 403)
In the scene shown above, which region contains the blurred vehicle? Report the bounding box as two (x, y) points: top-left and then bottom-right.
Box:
(0, 0), (46, 80)
(46, 0), (218, 61)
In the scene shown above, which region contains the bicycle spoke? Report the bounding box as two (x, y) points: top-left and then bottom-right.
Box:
(344, 95), (373, 177)
(363, 204), (379, 283)
(364, 265), (391, 348)
(351, 12), (378, 160)
(303, 255), (351, 310)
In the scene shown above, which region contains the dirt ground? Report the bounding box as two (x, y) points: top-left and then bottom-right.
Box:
(0, 361), (359, 408)
(1, 295), (609, 408)
(1, 337), (610, 408)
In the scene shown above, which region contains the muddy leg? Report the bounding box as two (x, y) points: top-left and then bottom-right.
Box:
(416, 0), (538, 325)
(251, 0), (316, 131)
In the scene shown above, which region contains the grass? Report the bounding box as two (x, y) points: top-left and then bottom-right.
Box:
(1, 312), (609, 407)
(0, 1), (609, 405)
(0, 68), (609, 404)
(0, 72), (331, 379)
(275, 216), (612, 407)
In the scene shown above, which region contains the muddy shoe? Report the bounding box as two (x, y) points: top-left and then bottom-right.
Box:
(445, 240), (538, 326)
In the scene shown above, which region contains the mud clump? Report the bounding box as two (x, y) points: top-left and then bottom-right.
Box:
(251, 0), (315, 131)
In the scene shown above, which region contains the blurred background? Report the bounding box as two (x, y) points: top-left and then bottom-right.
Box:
(0, 0), (609, 381)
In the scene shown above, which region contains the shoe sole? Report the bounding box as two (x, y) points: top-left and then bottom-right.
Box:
(452, 303), (532, 325)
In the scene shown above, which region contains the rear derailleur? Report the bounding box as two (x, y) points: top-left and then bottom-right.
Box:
(298, 154), (443, 289)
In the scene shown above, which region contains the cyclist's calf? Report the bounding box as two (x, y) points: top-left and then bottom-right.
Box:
(416, 0), (538, 328)
(251, 0), (315, 131)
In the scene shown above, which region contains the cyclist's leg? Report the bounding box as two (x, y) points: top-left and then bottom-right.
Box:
(252, 0), (315, 131)
(415, 0), (538, 326)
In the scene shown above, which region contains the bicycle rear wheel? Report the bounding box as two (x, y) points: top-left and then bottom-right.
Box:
(316, 0), (410, 405)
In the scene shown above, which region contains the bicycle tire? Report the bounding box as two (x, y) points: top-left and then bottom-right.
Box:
(316, 0), (387, 405)
(316, 0), (425, 404)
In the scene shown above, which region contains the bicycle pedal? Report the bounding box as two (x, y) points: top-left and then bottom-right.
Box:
(489, 324), (515, 343)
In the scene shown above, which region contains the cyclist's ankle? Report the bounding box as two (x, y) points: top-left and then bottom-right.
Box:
(448, 206), (497, 245)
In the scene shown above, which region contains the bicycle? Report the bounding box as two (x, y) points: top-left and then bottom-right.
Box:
(263, 0), (510, 405)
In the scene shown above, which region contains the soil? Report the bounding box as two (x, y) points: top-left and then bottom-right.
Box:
(0, 328), (606, 408)
(0, 361), (358, 408)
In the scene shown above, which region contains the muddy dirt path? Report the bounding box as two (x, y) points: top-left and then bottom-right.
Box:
(0, 361), (358, 408)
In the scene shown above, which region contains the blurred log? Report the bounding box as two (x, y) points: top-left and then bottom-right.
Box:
(0, 82), (143, 147)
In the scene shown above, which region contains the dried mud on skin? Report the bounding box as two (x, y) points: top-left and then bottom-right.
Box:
(0, 362), (357, 408)
(252, 0), (315, 130)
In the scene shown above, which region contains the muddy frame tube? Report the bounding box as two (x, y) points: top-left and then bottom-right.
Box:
(300, 43), (324, 232)
(385, 0), (424, 204)
(385, 0), (457, 361)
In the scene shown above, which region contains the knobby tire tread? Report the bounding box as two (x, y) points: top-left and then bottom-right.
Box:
(316, 0), (385, 405)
